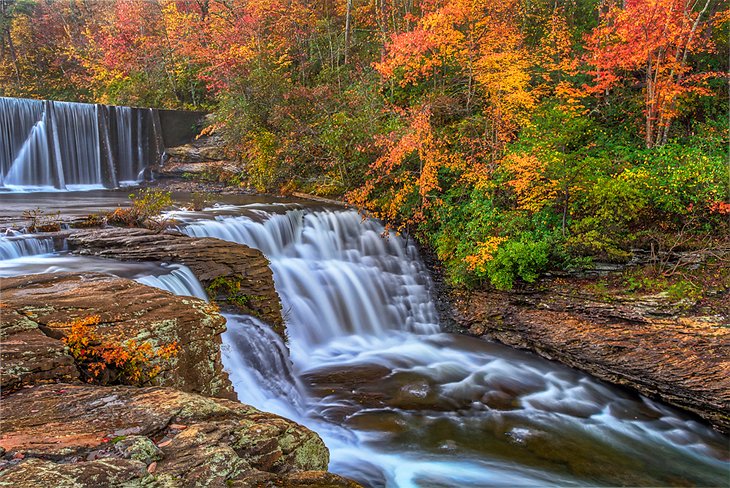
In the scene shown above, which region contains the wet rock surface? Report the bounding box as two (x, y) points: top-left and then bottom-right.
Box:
(1, 272), (233, 398)
(452, 284), (730, 433)
(165, 133), (227, 164)
(0, 384), (358, 487)
(66, 227), (285, 336)
(0, 273), (360, 487)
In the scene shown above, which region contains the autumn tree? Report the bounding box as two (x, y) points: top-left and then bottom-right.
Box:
(348, 106), (452, 232)
(0, 0), (95, 99)
(585, 0), (721, 147)
(376, 0), (534, 157)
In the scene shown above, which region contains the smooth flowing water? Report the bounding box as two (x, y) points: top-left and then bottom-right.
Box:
(0, 239), (207, 301)
(0, 232), (54, 260)
(172, 205), (730, 487)
(0, 97), (153, 191)
(1, 192), (727, 486)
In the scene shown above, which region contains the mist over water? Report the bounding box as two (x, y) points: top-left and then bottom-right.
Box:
(175, 205), (730, 487)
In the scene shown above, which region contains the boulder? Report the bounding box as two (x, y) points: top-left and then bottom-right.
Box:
(0, 384), (358, 487)
(1, 272), (233, 399)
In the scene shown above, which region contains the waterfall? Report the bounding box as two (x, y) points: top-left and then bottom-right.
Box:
(179, 209), (440, 355)
(173, 205), (730, 488)
(135, 264), (208, 300)
(0, 97), (155, 191)
(221, 314), (309, 417)
(0, 234), (55, 260)
(0, 248), (207, 303)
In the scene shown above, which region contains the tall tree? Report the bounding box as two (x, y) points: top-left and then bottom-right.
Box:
(585, 0), (719, 147)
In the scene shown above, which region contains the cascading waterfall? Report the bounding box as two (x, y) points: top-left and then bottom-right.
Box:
(221, 314), (309, 416)
(135, 264), (208, 300)
(0, 233), (55, 260)
(182, 209), (440, 353)
(0, 97), (155, 191)
(0, 194), (726, 486)
(174, 205), (730, 487)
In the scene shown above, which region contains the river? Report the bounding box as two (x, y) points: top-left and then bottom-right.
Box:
(0, 191), (727, 487)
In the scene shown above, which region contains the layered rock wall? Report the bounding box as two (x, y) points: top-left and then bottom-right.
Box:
(453, 286), (730, 433)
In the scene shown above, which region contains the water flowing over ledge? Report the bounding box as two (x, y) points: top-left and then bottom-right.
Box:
(0, 232), (54, 260)
(0, 97), (162, 191)
(172, 204), (729, 487)
(1, 201), (728, 486)
(0, 235), (207, 301)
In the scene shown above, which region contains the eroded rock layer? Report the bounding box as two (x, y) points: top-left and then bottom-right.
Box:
(453, 287), (730, 433)
(0, 272), (359, 486)
(0, 384), (357, 487)
(66, 227), (284, 336)
(1, 272), (232, 398)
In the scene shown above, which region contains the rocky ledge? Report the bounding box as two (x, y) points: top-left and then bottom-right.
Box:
(0, 273), (358, 487)
(1, 272), (232, 398)
(0, 384), (355, 487)
(66, 227), (285, 337)
(452, 283), (730, 433)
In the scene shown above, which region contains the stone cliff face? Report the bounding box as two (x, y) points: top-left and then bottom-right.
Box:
(66, 227), (285, 337)
(452, 284), (730, 434)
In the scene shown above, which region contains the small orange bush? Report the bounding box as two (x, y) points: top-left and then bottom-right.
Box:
(58, 315), (180, 386)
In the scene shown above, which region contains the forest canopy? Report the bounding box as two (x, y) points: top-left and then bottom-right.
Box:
(1, 0), (728, 288)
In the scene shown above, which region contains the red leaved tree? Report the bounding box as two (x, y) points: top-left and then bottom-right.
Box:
(585, 0), (720, 148)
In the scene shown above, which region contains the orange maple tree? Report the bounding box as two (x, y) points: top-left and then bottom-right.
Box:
(347, 106), (451, 232)
(59, 315), (179, 386)
(376, 0), (534, 154)
(585, 0), (720, 147)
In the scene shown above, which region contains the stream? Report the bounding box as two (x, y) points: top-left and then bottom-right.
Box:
(1, 193), (727, 487)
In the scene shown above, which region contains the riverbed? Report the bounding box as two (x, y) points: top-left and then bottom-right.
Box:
(1, 190), (728, 487)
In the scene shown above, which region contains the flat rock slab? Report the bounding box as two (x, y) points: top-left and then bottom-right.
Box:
(454, 288), (730, 433)
(66, 227), (285, 336)
(0, 384), (358, 487)
(1, 272), (232, 398)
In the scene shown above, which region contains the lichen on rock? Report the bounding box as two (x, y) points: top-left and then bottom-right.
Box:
(0, 384), (356, 487)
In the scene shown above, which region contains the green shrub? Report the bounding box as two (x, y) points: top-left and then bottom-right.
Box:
(485, 235), (553, 290)
(107, 189), (173, 229)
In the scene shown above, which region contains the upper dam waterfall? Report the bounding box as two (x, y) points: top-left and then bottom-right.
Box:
(173, 205), (730, 487)
(0, 97), (160, 190)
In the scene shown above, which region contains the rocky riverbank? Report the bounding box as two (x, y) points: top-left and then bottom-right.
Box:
(445, 269), (730, 434)
(1, 383), (355, 487)
(2, 273), (231, 398)
(0, 243), (359, 486)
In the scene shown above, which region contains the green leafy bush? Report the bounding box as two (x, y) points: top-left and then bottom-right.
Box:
(484, 235), (554, 290)
(107, 189), (173, 229)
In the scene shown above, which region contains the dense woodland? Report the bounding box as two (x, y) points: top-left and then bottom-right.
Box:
(1, 0), (728, 289)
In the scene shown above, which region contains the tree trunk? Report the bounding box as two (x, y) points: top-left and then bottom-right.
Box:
(645, 61), (654, 148)
(344, 0), (352, 65)
(3, 27), (21, 85)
